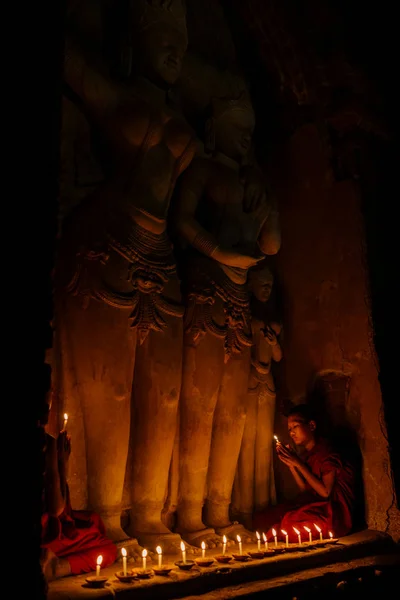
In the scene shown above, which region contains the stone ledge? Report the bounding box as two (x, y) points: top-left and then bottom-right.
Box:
(47, 530), (397, 600)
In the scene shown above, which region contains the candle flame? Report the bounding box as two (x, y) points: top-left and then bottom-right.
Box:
(236, 535), (241, 543)
(256, 531), (260, 540)
(180, 541), (186, 552)
(273, 435), (279, 441)
(281, 529), (287, 536)
(142, 549), (147, 558)
(223, 535), (227, 543)
(262, 533), (267, 542)
(121, 547), (127, 557)
(63, 413), (68, 421)
(272, 528), (277, 536)
(96, 555), (103, 566)
(293, 527), (300, 535)
(156, 546), (162, 555)
(303, 526), (311, 533)
(201, 541), (206, 550)
(314, 523), (321, 533)
(329, 532), (333, 539)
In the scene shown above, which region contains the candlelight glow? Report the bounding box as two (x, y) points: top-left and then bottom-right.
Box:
(304, 526), (311, 533)
(97, 555), (103, 566)
(314, 523), (321, 533)
(142, 549), (147, 558)
(156, 546), (162, 555)
(236, 535), (241, 543)
(329, 532), (333, 539)
(272, 528), (277, 536)
(293, 527), (300, 535)
(201, 541), (206, 550)
(180, 541), (185, 552)
(121, 547), (127, 557)
(64, 412), (68, 421)
(273, 435), (279, 442)
(281, 529), (287, 535)
(256, 531), (260, 540)
(223, 535), (227, 544)
(262, 533), (267, 542)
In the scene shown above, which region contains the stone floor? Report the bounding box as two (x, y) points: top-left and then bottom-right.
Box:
(47, 530), (399, 599)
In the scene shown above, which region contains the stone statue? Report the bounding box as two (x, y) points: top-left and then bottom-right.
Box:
(173, 91), (281, 547)
(55, 0), (197, 552)
(233, 265), (282, 529)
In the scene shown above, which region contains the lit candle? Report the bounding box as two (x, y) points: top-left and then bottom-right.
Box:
(201, 541), (206, 559)
(180, 541), (186, 564)
(314, 523), (323, 542)
(329, 531), (333, 540)
(273, 434), (279, 444)
(237, 535), (242, 555)
(96, 555), (103, 577)
(256, 531), (261, 551)
(63, 412), (68, 430)
(156, 545), (162, 568)
(293, 527), (301, 545)
(121, 547), (127, 576)
(304, 526), (312, 544)
(142, 549), (147, 571)
(272, 528), (278, 548)
(222, 535), (227, 555)
(262, 532), (268, 551)
(281, 529), (288, 548)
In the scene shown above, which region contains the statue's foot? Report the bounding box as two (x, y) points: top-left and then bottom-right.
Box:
(101, 514), (131, 543)
(180, 527), (233, 549)
(115, 538), (153, 563)
(41, 549), (71, 581)
(215, 522), (257, 544)
(134, 531), (200, 555)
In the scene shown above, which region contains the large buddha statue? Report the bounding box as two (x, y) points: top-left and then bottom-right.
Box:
(233, 265), (282, 528)
(173, 91), (281, 547)
(55, 0), (197, 552)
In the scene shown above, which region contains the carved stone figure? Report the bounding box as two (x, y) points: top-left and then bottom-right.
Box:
(233, 265), (282, 529)
(173, 92), (281, 547)
(55, 0), (197, 551)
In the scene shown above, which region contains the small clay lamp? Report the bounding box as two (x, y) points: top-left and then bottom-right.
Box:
(86, 555), (108, 587)
(153, 545), (174, 576)
(175, 541), (195, 570)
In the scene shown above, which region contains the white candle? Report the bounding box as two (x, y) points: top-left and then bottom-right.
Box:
(314, 523), (323, 542)
(180, 541), (186, 564)
(156, 545), (162, 568)
(96, 555), (103, 577)
(201, 541), (206, 559)
(237, 535), (242, 555)
(273, 435), (279, 444)
(222, 535), (227, 555)
(262, 532), (268, 550)
(293, 527), (301, 545)
(256, 531), (261, 551)
(121, 547), (127, 576)
(142, 549), (147, 571)
(281, 529), (288, 548)
(63, 412), (68, 430)
(304, 526), (312, 544)
(272, 528), (278, 548)
(329, 531), (333, 540)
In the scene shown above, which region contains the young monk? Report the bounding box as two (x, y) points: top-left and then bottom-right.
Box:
(252, 404), (355, 542)
(40, 364), (117, 580)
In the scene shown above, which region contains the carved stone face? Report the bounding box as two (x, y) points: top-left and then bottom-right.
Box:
(138, 23), (188, 86)
(214, 109), (255, 161)
(249, 270), (273, 303)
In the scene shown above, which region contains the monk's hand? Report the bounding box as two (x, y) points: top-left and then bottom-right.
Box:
(277, 444), (300, 467)
(57, 430), (71, 465)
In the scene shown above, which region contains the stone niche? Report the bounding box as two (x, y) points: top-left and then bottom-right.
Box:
(47, 0), (398, 597)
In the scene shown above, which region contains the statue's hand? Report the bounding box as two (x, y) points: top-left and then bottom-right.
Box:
(213, 248), (265, 270)
(241, 166), (267, 213)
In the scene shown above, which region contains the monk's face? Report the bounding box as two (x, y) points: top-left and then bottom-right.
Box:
(288, 414), (316, 446)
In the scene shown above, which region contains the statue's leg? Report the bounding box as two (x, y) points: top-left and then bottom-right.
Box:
(254, 390), (277, 510)
(128, 315), (189, 552)
(61, 294), (136, 542)
(176, 332), (226, 548)
(234, 388), (258, 529)
(205, 347), (255, 542)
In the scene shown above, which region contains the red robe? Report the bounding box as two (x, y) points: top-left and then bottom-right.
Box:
(253, 439), (355, 543)
(42, 491), (117, 575)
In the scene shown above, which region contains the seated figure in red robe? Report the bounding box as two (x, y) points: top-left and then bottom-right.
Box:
(40, 365), (117, 580)
(253, 404), (356, 543)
